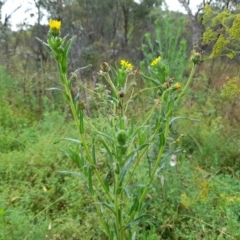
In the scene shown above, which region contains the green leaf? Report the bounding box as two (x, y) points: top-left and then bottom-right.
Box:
(99, 139), (112, 153)
(88, 167), (94, 195)
(63, 92), (71, 102)
(58, 170), (82, 177)
(141, 73), (161, 86)
(129, 197), (139, 215)
(120, 153), (137, 184)
(93, 202), (116, 215)
(92, 139), (96, 165)
(59, 148), (84, 169)
(167, 99), (173, 113)
(103, 175), (110, 192)
(61, 34), (69, 46)
(159, 132), (165, 145)
(125, 143), (149, 161)
(127, 116), (135, 137)
(125, 215), (153, 229)
(54, 138), (81, 144)
(131, 232), (136, 240)
(118, 208), (122, 224)
(170, 116), (200, 125)
(36, 37), (50, 48)
(95, 131), (114, 142)
(61, 36), (76, 74)
(74, 64), (92, 73)
(79, 111), (84, 134)
(131, 125), (150, 139)
(36, 37), (55, 59)
(46, 87), (63, 92)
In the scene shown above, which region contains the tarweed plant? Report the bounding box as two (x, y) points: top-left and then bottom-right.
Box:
(141, 12), (187, 81)
(37, 20), (200, 239)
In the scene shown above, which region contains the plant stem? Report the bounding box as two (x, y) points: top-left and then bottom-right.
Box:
(175, 63), (196, 105)
(126, 62), (197, 224)
(59, 70), (112, 237)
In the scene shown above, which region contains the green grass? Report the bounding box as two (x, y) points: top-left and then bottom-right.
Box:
(0, 112), (105, 240)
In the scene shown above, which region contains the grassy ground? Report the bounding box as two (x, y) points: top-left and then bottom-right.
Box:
(1, 60), (240, 239)
(1, 109), (240, 239)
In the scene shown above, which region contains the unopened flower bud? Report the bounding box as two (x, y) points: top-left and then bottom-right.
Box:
(77, 100), (85, 110)
(118, 90), (125, 98)
(116, 130), (127, 145)
(100, 62), (111, 72)
(57, 46), (64, 54)
(173, 82), (181, 90)
(70, 72), (78, 81)
(191, 51), (201, 65)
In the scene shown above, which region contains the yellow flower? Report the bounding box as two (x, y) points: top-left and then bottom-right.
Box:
(49, 19), (61, 31)
(120, 60), (133, 70)
(174, 82), (181, 89)
(150, 56), (161, 66)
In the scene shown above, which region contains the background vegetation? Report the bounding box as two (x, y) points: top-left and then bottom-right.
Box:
(1, 0), (240, 239)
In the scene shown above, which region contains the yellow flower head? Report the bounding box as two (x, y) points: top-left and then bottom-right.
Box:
(150, 56), (161, 66)
(120, 60), (133, 70)
(49, 19), (61, 31)
(174, 82), (181, 89)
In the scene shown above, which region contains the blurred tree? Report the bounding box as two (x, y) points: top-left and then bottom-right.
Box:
(177, 0), (240, 50)
(0, 0), (21, 68)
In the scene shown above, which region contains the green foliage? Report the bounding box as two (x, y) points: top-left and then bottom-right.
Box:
(0, 112), (105, 240)
(175, 73), (240, 172)
(0, 66), (21, 128)
(1, 110), (240, 239)
(142, 10), (187, 81)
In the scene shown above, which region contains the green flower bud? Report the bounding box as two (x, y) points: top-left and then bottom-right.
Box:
(120, 144), (128, 155)
(48, 36), (63, 51)
(57, 46), (64, 54)
(77, 100), (85, 110)
(191, 51), (201, 65)
(117, 130), (127, 145)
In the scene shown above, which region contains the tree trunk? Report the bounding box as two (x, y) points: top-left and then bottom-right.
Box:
(178, 0), (203, 49)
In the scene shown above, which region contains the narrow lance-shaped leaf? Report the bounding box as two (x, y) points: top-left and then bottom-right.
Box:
(159, 132), (165, 146)
(88, 167), (94, 195)
(125, 143), (149, 161)
(125, 215), (153, 229)
(92, 139), (96, 165)
(170, 116), (200, 125)
(103, 174), (110, 192)
(74, 64), (92, 73)
(61, 36), (76, 74)
(36, 37), (55, 59)
(99, 139), (114, 162)
(129, 197), (139, 215)
(54, 138), (81, 144)
(131, 232), (136, 240)
(93, 202), (116, 215)
(95, 131), (114, 142)
(79, 111), (84, 134)
(141, 73), (161, 86)
(120, 153), (137, 184)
